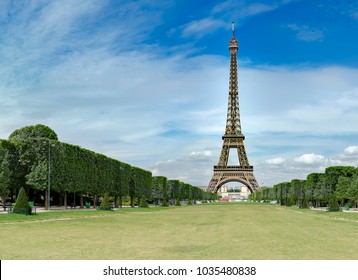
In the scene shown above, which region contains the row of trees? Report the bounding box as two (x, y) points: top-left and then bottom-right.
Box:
(151, 176), (209, 205)
(0, 124), (216, 208)
(249, 166), (358, 208)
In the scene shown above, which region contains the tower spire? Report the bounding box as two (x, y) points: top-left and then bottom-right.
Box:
(229, 22), (238, 51)
(226, 21), (240, 136)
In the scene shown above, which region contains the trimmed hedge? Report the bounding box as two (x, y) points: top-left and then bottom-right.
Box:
(161, 199), (169, 207)
(99, 193), (112, 210)
(13, 187), (31, 215)
(328, 194), (341, 212)
(139, 197), (149, 208)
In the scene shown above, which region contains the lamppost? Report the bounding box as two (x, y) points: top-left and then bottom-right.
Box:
(47, 140), (51, 210)
(46, 140), (55, 210)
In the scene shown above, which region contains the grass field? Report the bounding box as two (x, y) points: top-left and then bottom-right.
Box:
(1, 203), (357, 260)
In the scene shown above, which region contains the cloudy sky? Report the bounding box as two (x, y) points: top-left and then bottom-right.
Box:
(1, 0), (357, 187)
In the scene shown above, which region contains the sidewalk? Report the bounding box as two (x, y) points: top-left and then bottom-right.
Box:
(0, 204), (135, 214)
(310, 206), (358, 213)
(0, 205), (98, 214)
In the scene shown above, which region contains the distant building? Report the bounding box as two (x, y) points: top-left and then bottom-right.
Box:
(218, 185), (250, 201)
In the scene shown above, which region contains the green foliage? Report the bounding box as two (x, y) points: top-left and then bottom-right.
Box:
(187, 198), (192, 205)
(0, 151), (11, 202)
(286, 196), (295, 207)
(254, 166), (358, 209)
(175, 198), (181, 206)
(347, 174), (358, 206)
(168, 180), (180, 200)
(26, 160), (48, 191)
(0, 140), (25, 196)
(13, 187), (31, 215)
(335, 176), (350, 203)
(99, 193), (112, 210)
(328, 194), (341, 211)
(139, 197), (149, 208)
(152, 176), (167, 202)
(9, 124), (58, 142)
(300, 197), (309, 208)
(161, 199), (169, 207)
(129, 167), (152, 205)
(325, 166), (356, 193)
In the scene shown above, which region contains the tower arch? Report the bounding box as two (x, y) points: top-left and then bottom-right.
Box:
(215, 178), (254, 194)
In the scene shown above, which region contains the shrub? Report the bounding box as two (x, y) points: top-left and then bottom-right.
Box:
(187, 199), (192, 205)
(328, 194), (341, 212)
(139, 197), (149, 208)
(99, 193), (112, 210)
(13, 187), (31, 215)
(300, 197), (309, 209)
(175, 198), (181, 206)
(161, 199), (169, 207)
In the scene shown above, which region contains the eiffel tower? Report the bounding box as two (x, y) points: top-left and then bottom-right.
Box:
(207, 23), (260, 194)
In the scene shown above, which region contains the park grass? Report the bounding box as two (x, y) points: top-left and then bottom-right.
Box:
(0, 203), (357, 260)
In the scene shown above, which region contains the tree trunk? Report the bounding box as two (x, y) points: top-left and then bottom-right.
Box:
(58, 194), (63, 207)
(1, 192), (5, 207)
(114, 195), (119, 208)
(80, 192), (84, 208)
(119, 195), (123, 208)
(64, 191), (68, 209)
(130, 196), (134, 208)
(45, 189), (49, 210)
(93, 195), (97, 208)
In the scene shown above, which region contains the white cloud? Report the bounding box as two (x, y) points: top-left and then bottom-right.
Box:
(212, 0), (290, 19)
(266, 157), (286, 165)
(240, 66), (358, 135)
(236, 2), (279, 17)
(181, 18), (226, 39)
(149, 150), (214, 186)
(294, 154), (325, 164)
(258, 145), (358, 185)
(190, 150), (213, 157)
(351, 11), (358, 19)
(344, 146), (358, 156)
(285, 24), (325, 42)
(336, 146), (358, 167)
(181, 0), (293, 39)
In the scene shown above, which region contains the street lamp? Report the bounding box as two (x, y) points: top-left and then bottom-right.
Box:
(47, 140), (51, 210)
(46, 140), (55, 210)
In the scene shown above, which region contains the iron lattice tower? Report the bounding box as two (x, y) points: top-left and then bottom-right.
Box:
(207, 23), (260, 194)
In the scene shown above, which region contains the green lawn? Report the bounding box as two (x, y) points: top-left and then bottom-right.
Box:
(1, 203), (357, 260)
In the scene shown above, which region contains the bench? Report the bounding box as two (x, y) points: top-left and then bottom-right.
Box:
(3, 202), (13, 213)
(70, 203), (76, 209)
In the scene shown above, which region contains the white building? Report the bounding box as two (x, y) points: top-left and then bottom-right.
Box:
(218, 185), (250, 201)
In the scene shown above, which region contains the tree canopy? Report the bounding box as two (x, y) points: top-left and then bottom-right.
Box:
(8, 124), (58, 142)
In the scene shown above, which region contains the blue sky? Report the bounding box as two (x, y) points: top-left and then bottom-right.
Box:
(0, 0), (357, 187)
